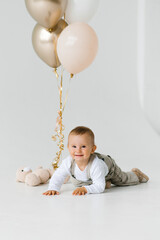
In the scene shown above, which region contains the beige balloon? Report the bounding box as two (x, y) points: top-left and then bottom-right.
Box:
(25, 0), (68, 29)
(57, 22), (98, 74)
(32, 19), (68, 68)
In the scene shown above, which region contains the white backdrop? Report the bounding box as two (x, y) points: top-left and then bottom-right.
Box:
(0, 0), (160, 176)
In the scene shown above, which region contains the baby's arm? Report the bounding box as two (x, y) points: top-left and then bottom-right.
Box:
(43, 158), (71, 196)
(83, 161), (107, 194)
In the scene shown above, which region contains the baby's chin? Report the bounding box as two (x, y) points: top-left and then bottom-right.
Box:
(74, 155), (90, 161)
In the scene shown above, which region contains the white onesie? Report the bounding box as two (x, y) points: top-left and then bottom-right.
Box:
(48, 154), (109, 194)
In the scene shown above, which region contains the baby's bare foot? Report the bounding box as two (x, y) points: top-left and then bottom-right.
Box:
(105, 180), (111, 189)
(132, 168), (149, 183)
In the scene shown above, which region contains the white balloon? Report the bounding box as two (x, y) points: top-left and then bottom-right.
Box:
(65, 0), (100, 23)
(137, 0), (160, 134)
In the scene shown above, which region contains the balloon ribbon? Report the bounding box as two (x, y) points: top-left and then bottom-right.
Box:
(52, 68), (73, 169)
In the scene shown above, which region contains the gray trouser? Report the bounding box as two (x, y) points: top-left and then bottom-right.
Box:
(70, 152), (139, 187)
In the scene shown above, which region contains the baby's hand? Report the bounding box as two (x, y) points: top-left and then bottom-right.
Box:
(72, 187), (87, 196)
(43, 190), (60, 196)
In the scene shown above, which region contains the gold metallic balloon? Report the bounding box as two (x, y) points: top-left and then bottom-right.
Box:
(25, 0), (68, 29)
(32, 19), (68, 68)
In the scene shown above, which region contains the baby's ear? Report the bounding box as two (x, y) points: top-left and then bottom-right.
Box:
(92, 145), (97, 153)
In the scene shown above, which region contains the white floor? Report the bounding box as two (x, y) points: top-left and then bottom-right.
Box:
(0, 167), (160, 240)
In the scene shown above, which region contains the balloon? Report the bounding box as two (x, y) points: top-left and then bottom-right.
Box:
(25, 0), (68, 29)
(65, 0), (100, 24)
(57, 22), (98, 74)
(137, 0), (160, 134)
(32, 19), (68, 68)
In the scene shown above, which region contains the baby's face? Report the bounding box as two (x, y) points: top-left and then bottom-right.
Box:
(67, 133), (96, 163)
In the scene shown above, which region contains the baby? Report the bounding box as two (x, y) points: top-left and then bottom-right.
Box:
(43, 126), (149, 196)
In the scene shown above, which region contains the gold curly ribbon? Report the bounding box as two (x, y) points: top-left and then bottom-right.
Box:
(52, 68), (73, 169)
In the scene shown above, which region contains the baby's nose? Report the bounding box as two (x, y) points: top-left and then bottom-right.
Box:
(76, 147), (81, 152)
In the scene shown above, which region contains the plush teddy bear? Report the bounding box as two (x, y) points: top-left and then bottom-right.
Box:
(16, 166), (54, 186)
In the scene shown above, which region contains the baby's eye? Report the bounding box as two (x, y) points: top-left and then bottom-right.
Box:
(72, 145), (76, 148)
(82, 146), (86, 148)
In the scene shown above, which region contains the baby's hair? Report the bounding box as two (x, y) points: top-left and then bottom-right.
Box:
(69, 126), (95, 145)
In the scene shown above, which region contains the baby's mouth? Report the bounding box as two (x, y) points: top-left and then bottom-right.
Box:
(75, 155), (83, 157)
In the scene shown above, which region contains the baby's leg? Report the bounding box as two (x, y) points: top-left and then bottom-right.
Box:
(110, 162), (148, 186)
